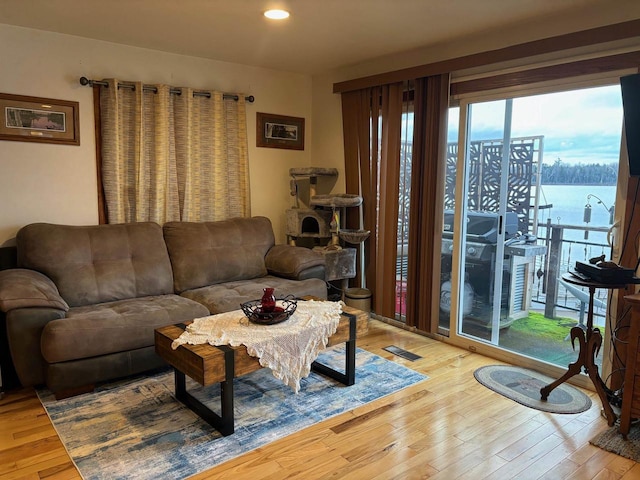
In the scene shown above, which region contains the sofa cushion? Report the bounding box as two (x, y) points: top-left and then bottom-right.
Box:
(164, 217), (275, 293)
(40, 294), (209, 363)
(180, 275), (328, 314)
(17, 222), (174, 307)
(0, 268), (69, 312)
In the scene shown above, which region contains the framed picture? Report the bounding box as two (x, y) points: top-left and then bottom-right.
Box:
(256, 112), (304, 150)
(0, 93), (80, 146)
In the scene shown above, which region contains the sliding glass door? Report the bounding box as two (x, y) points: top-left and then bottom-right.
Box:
(441, 80), (624, 377)
(444, 98), (530, 345)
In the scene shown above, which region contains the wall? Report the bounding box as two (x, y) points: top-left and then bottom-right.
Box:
(0, 24), (312, 245)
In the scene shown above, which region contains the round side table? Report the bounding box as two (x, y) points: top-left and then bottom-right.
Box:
(540, 272), (628, 426)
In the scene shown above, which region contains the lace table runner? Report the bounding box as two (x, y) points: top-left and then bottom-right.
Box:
(171, 300), (343, 393)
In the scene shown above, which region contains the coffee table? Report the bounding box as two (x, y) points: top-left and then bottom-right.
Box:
(155, 302), (369, 436)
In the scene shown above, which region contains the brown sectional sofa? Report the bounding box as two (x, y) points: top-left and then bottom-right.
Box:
(0, 217), (326, 398)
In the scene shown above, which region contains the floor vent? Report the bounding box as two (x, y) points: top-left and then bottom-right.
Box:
(383, 345), (422, 361)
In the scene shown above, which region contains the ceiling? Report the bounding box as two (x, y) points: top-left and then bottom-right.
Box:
(0, 0), (638, 75)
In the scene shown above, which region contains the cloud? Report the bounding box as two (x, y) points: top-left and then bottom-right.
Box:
(442, 84), (624, 165)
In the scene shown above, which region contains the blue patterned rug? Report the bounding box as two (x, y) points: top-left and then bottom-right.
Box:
(37, 346), (428, 480)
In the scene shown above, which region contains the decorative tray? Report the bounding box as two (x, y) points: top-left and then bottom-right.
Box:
(240, 296), (297, 325)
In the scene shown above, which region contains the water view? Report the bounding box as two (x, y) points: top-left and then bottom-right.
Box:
(537, 184), (616, 247)
(533, 184), (616, 326)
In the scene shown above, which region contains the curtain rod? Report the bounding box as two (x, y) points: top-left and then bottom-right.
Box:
(79, 77), (255, 103)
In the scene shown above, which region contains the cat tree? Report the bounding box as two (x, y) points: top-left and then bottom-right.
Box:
(286, 167), (369, 301)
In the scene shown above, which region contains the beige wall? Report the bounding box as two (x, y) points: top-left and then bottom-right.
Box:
(0, 24), (312, 245)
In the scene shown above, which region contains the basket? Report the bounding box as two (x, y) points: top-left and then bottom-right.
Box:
(240, 296), (297, 325)
(339, 229), (370, 244)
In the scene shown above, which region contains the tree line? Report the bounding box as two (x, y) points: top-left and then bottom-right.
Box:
(540, 159), (618, 185)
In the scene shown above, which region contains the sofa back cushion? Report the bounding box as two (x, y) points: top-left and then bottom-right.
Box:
(17, 222), (174, 307)
(163, 217), (275, 293)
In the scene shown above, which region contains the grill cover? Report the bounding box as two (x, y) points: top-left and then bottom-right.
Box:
(442, 210), (518, 243)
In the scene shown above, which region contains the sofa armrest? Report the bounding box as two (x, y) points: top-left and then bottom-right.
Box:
(6, 307), (66, 386)
(265, 245), (326, 280)
(0, 269), (69, 313)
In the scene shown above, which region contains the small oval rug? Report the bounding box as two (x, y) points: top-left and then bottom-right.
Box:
(474, 365), (592, 414)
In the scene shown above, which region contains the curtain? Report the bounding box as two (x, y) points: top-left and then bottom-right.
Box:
(99, 79), (250, 224)
(405, 74), (450, 330)
(342, 83), (403, 318)
(341, 75), (449, 327)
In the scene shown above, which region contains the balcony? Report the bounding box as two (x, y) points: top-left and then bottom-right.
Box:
(396, 219), (615, 369)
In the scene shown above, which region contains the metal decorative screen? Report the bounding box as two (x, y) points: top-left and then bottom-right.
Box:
(444, 137), (542, 233)
(395, 136), (543, 306)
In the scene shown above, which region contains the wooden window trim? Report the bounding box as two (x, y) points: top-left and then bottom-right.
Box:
(451, 50), (640, 97)
(333, 19), (640, 93)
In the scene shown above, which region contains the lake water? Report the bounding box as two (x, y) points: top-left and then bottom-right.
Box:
(537, 184), (616, 232)
(531, 184), (617, 323)
(536, 184), (616, 262)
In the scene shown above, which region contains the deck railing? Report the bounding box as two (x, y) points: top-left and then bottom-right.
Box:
(395, 221), (614, 323)
(533, 220), (613, 323)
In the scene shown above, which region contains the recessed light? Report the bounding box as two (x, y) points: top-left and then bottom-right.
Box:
(264, 9), (290, 20)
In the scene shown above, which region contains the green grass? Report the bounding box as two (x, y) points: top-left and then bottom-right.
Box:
(501, 311), (600, 366)
(509, 312), (579, 343)
(463, 311), (603, 366)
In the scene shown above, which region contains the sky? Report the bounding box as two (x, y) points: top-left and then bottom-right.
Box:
(445, 83), (625, 166)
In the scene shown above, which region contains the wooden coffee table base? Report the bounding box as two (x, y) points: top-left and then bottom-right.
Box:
(155, 307), (368, 436)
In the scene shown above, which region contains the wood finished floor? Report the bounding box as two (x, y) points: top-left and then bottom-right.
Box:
(1, 319), (639, 480)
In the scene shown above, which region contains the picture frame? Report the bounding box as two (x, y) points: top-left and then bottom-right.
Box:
(256, 112), (304, 150)
(0, 93), (80, 146)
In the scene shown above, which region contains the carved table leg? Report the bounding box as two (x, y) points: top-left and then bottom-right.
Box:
(586, 328), (617, 426)
(540, 326), (586, 400)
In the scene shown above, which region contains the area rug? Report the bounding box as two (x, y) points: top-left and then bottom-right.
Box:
(474, 365), (591, 414)
(590, 424), (640, 461)
(37, 345), (428, 480)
